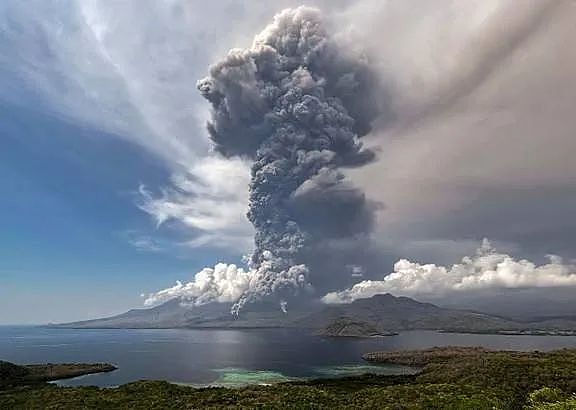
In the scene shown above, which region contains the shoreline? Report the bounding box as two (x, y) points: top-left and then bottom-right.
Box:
(438, 329), (576, 336)
(3, 347), (576, 408)
(29, 363), (118, 382)
(41, 325), (576, 338)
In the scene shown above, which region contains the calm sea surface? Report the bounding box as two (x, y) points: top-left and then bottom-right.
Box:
(1, 326), (575, 387)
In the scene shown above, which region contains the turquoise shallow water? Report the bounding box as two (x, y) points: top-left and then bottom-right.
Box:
(208, 363), (418, 387)
(0, 327), (574, 387)
(209, 368), (296, 387)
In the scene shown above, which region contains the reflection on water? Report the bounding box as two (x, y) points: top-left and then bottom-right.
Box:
(0, 326), (575, 387)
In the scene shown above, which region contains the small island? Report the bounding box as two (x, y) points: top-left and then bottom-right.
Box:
(315, 317), (398, 338)
(0, 361), (117, 386)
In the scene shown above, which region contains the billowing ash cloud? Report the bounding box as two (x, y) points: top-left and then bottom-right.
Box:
(193, 6), (382, 313)
(323, 240), (576, 304)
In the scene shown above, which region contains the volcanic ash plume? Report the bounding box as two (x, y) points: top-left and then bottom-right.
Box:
(195, 7), (381, 313)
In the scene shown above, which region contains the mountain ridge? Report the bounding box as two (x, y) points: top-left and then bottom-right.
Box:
(50, 293), (576, 335)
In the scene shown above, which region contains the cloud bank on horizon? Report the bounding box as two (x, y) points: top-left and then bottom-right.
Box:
(145, 238), (576, 308)
(322, 240), (576, 304)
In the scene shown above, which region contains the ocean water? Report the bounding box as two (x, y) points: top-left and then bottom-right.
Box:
(0, 326), (575, 387)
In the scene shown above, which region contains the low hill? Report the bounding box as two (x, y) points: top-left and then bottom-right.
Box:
(314, 317), (397, 337)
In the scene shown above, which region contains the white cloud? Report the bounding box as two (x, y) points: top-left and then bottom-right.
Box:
(143, 263), (255, 306)
(123, 232), (163, 253)
(323, 240), (576, 304)
(139, 155), (254, 252)
(144, 249), (310, 311)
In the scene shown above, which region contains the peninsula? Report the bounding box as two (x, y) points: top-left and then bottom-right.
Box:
(0, 361), (117, 387)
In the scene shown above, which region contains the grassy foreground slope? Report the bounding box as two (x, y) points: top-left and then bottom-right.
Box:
(1, 347), (575, 409)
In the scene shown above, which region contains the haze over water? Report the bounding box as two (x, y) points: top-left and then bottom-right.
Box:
(1, 327), (575, 387)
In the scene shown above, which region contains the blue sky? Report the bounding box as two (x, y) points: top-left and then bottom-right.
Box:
(0, 103), (241, 324)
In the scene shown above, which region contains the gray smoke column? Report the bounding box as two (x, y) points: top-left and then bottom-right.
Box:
(197, 7), (381, 314)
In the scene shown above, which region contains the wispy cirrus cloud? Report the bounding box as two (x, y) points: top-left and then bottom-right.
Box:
(138, 156), (254, 252)
(122, 231), (164, 253)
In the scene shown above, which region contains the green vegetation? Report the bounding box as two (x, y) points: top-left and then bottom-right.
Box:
(315, 316), (398, 337)
(0, 361), (31, 385)
(1, 347), (576, 409)
(526, 387), (576, 409)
